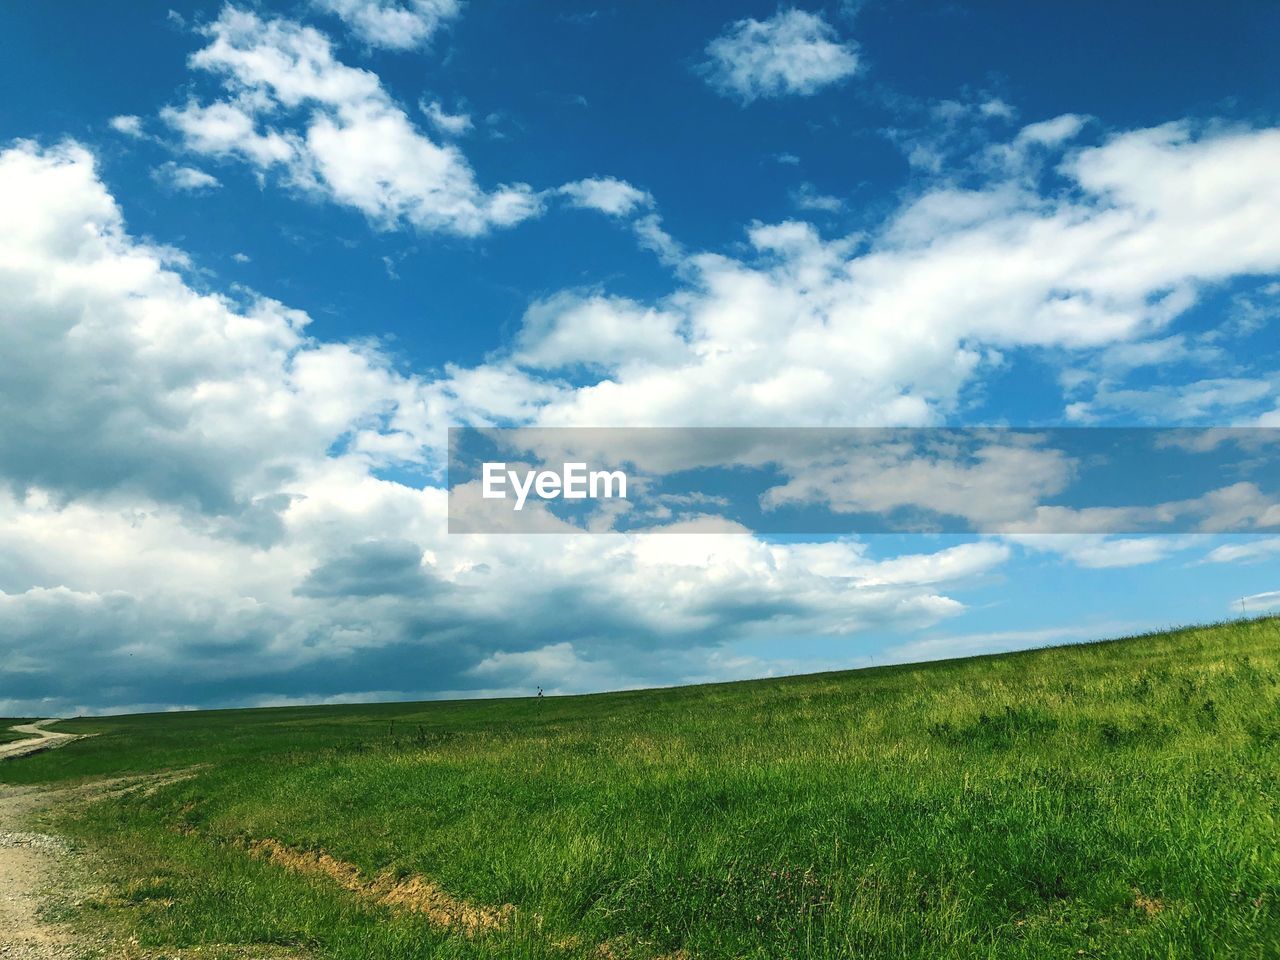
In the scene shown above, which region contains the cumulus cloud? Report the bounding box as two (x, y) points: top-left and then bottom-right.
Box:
(152, 161), (221, 191)
(1203, 537), (1280, 564)
(314, 0), (460, 50)
(1066, 377), (1277, 424)
(759, 439), (1076, 528)
(0, 140), (438, 518)
(468, 642), (626, 694)
(16, 1), (1280, 719)
(1017, 113), (1089, 146)
(419, 98), (473, 136)
(0, 140), (998, 714)
(477, 122), (1280, 431)
(9, 100), (1280, 714)
(1239, 589), (1280, 613)
(559, 177), (653, 217)
(161, 99), (298, 167)
(513, 292), (686, 371)
(701, 9), (859, 103)
(108, 114), (145, 137)
(1004, 534), (1200, 569)
(295, 539), (436, 598)
(162, 7), (541, 236)
(790, 182), (844, 212)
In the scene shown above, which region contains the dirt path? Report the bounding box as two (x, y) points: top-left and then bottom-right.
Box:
(0, 722), (81, 763)
(0, 782), (78, 959)
(0, 720), (93, 957)
(0, 720), (208, 960)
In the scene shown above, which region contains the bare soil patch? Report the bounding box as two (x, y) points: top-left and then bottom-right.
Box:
(247, 838), (514, 934)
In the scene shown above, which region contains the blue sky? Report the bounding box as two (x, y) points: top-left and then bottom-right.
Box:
(1, 1), (1279, 714)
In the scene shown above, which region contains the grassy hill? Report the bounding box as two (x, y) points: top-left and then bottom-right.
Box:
(6, 617), (1280, 959)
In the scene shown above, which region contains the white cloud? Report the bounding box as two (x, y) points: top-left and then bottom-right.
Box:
(982, 113), (1091, 171)
(839, 541), (1010, 586)
(152, 161), (221, 191)
(1066, 377), (1277, 423)
(979, 98), (1017, 120)
(759, 440), (1076, 528)
(314, 0), (460, 50)
(1239, 590), (1280, 613)
(1203, 537), (1280, 564)
(1094, 335), (1211, 371)
(1005, 534), (1198, 569)
(0, 140), (437, 517)
(163, 7), (541, 237)
(632, 213), (683, 263)
(1017, 113), (1088, 146)
(18, 8), (1280, 717)
(108, 114), (145, 137)
(419, 98), (473, 136)
(559, 177), (653, 217)
(513, 292), (686, 371)
(476, 121), (1280, 432)
(11, 94), (1280, 715)
(0, 140), (993, 713)
(790, 182), (843, 212)
(161, 99), (297, 167)
(468, 642), (628, 694)
(701, 9), (860, 103)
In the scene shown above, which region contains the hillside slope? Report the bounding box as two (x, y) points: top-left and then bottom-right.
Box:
(5, 617), (1279, 959)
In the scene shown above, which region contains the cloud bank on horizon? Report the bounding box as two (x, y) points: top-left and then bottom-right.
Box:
(1, 1), (1279, 714)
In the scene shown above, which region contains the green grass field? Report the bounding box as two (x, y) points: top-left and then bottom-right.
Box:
(5, 617), (1280, 959)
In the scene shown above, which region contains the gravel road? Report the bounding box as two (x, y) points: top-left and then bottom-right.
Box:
(0, 792), (77, 958)
(0, 722), (82, 959)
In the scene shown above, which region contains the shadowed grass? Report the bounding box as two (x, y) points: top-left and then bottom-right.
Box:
(7, 618), (1280, 958)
